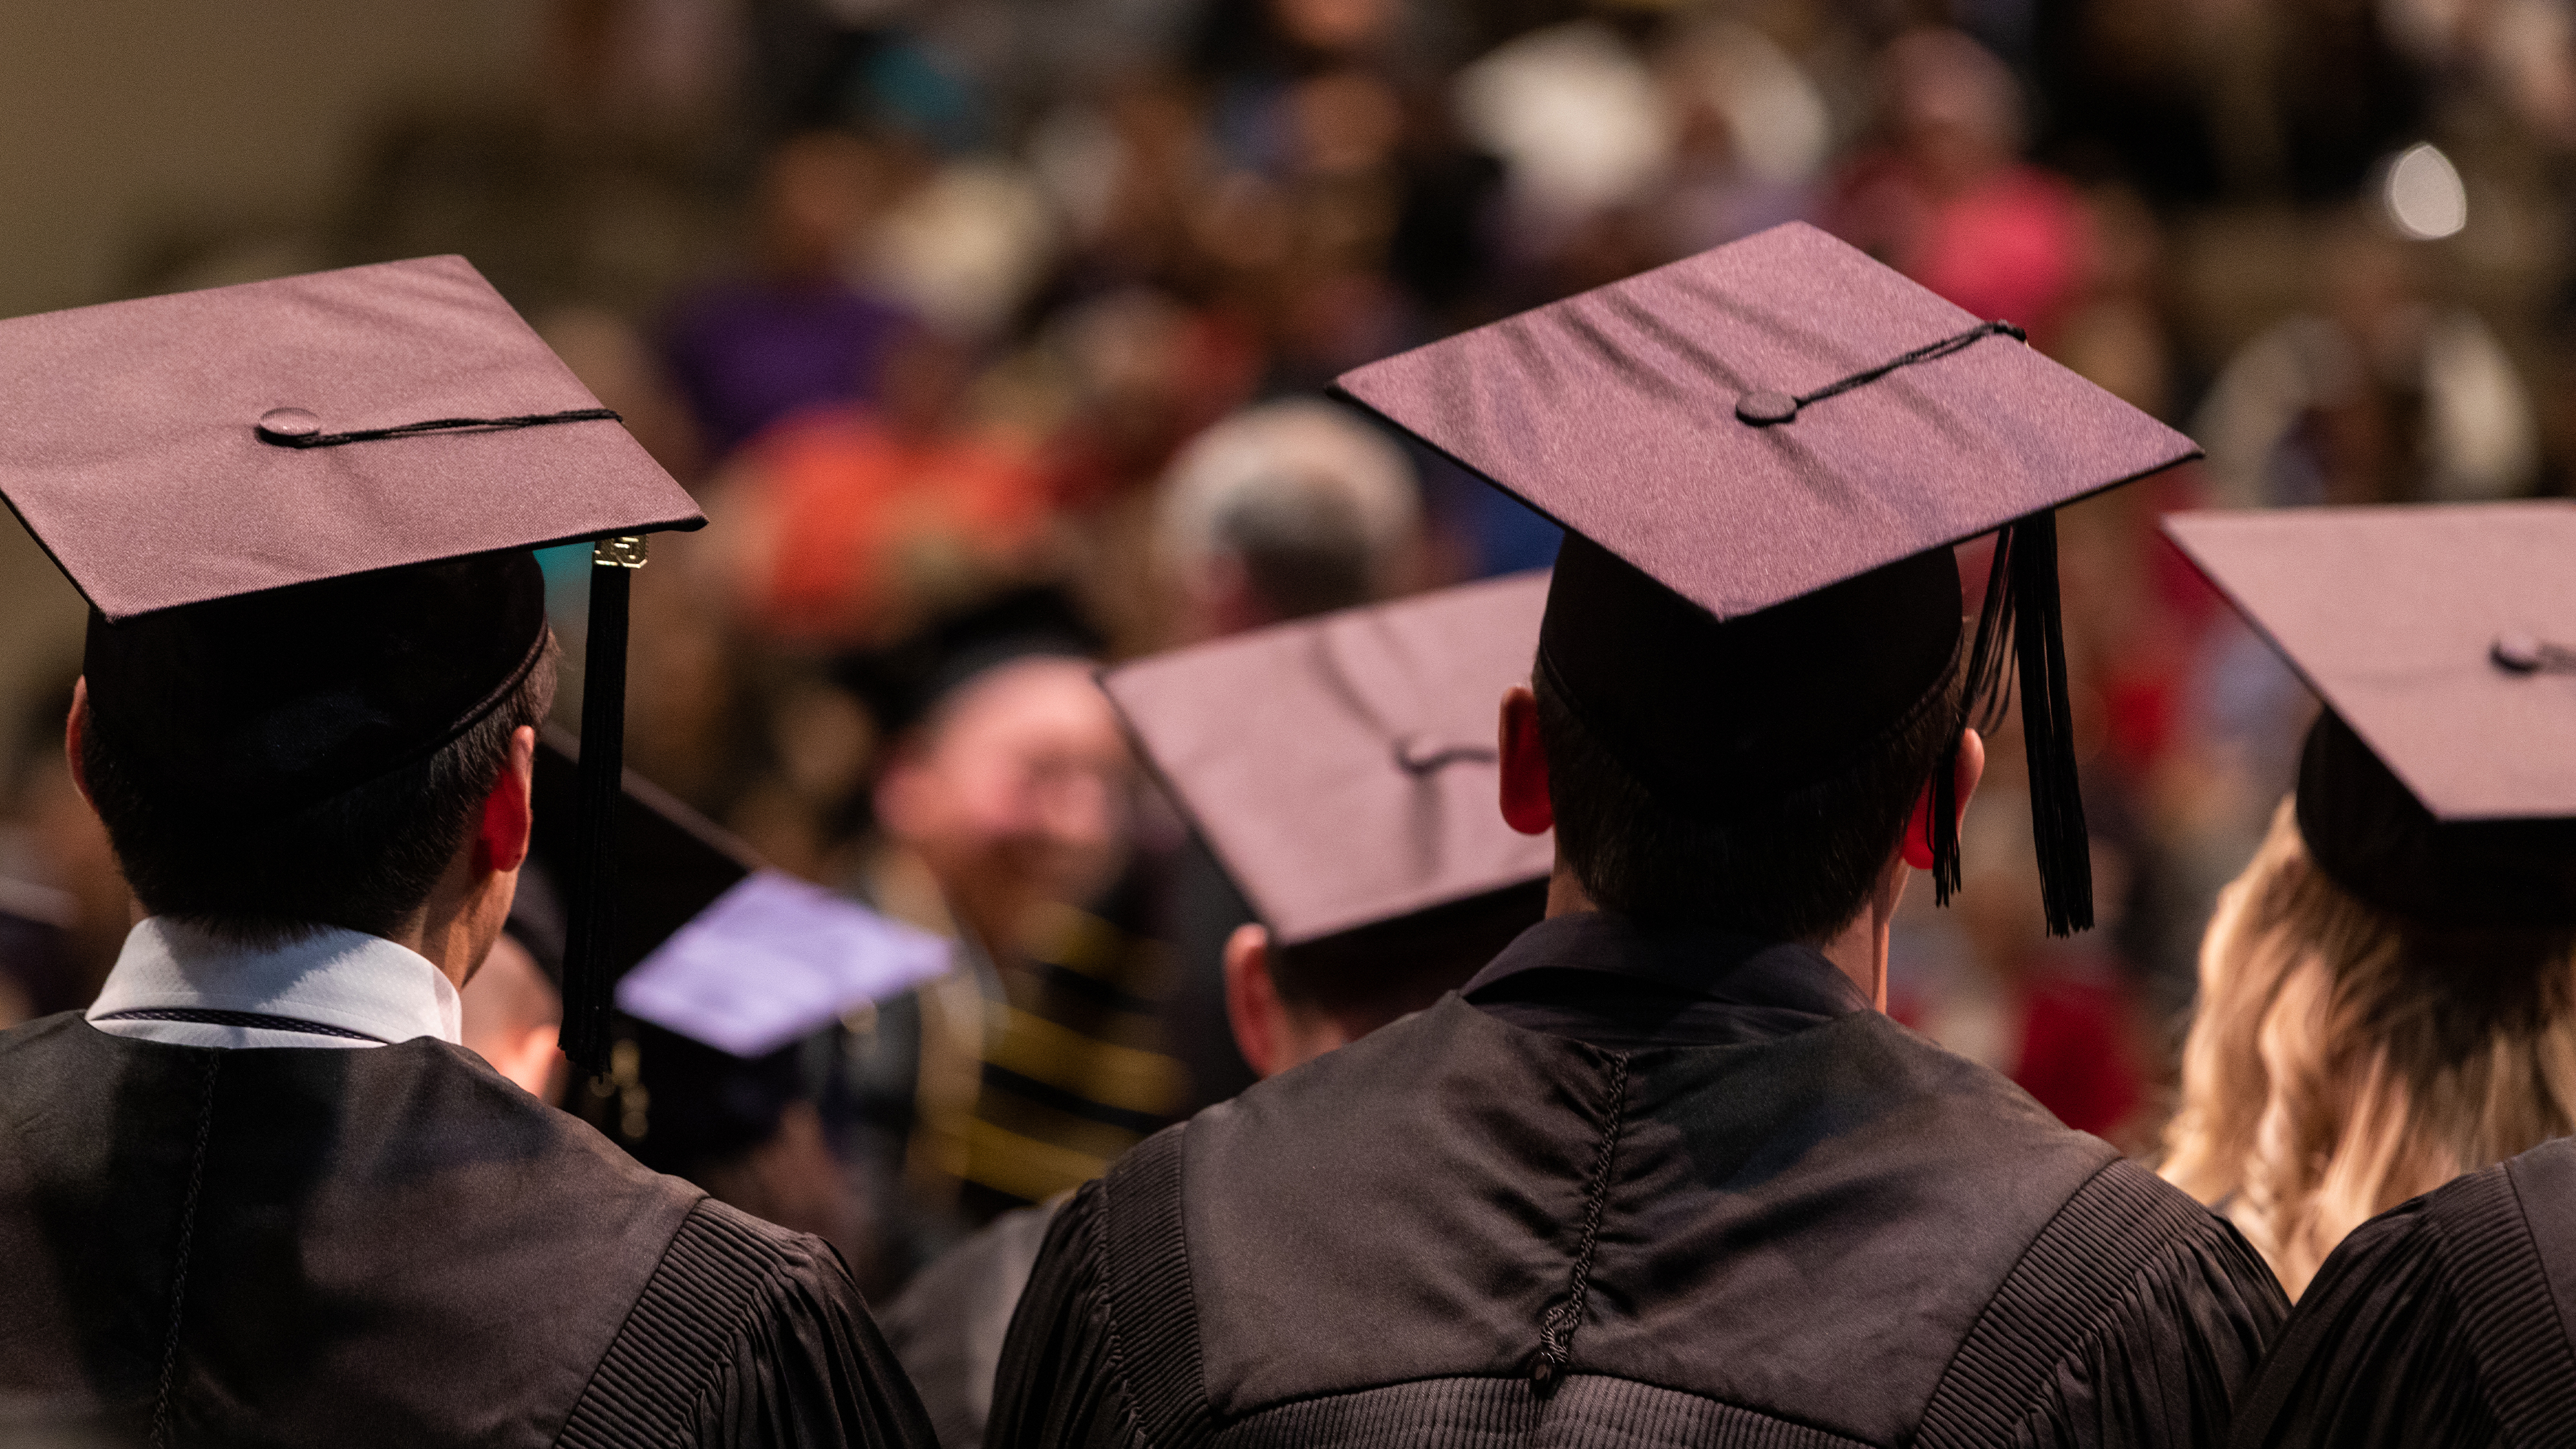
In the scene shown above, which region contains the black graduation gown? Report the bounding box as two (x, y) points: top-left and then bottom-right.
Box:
(2227, 1134), (2576, 1448)
(881, 1202), (1062, 1449)
(989, 912), (2287, 1449)
(0, 1013), (938, 1448)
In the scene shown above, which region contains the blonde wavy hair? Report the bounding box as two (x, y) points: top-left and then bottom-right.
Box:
(2162, 798), (2576, 1298)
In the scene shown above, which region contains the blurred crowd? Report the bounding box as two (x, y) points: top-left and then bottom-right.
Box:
(7, 0), (2576, 1286)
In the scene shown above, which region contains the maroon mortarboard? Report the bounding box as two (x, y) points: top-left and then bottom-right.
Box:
(0, 255), (704, 1069)
(1332, 221), (2199, 934)
(1103, 572), (1554, 952)
(2165, 502), (2576, 925)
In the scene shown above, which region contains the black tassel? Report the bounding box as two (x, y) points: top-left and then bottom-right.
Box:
(2010, 514), (2092, 935)
(1930, 750), (1960, 904)
(561, 551), (633, 1075)
(1934, 518), (2092, 934)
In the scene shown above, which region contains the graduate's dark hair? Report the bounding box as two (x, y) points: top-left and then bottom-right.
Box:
(83, 637), (559, 946)
(1534, 659), (1960, 943)
(1269, 881), (1546, 1030)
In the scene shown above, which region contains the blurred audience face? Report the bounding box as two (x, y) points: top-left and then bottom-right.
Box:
(460, 932), (565, 1099)
(2321, 224), (2430, 366)
(1289, 69), (1405, 178)
(2302, 223), (2440, 505)
(756, 131), (883, 284)
(1883, 29), (2023, 195)
(873, 657), (1134, 950)
(1157, 399), (1423, 641)
(874, 327), (978, 441)
(1272, 0), (1395, 57)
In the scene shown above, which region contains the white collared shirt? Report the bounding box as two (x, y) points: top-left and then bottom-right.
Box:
(86, 917), (463, 1049)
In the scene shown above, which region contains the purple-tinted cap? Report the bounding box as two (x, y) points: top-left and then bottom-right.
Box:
(1331, 223), (2200, 935)
(2165, 501), (2576, 925)
(617, 873), (953, 1059)
(0, 256), (705, 1070)
(2164, 502), (2576, 822)
(1331, 223), (2194, 623)
(529, 731), (952, 1057)
(1103, 572), (1554, 948)
(0, 254), (700, 619)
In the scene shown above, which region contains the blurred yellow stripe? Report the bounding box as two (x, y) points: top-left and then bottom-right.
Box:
(984, 1004), (1187, 1117)
(963, 1116), (1110, 1205)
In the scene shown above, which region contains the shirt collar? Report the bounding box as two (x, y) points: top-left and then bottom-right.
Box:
(1464, 911), (1874, 1019)
(87, 917), (463, 1046)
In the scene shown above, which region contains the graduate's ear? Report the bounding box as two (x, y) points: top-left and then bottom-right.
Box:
(63, 677), (95, 813)
(1498, 684), (1552, 836)
(1222, 923), (1289, 1079)
(1901, 727), (1985, 870)
(1902, 787), (1936, 870)
(477, 724), (537, 876)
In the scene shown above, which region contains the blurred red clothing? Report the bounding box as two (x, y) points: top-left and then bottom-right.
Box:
(1827, 157), (2091, 345)
(2010, 974), (2144, 1139)
(739, 407), (1054, 643)
(1892, 966), (2145, 1139)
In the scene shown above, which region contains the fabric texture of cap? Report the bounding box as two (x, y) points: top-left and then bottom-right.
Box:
(84, 551), (547, 816)
(1329, 221), (2194, 625)
(1332, 221), (2198, 936)
(2292, 710), (2576, 927)
(1537, 533), (1962, 808)
(1103, 571), (1555, 949)
(0, 254), (702, 621)
(616, 873), (953, 1059)
(529, 731), (951, 1057)
(0, 254), (706, 1072)
(2165, 500), (2576, 926)
(2164, 502), (2576, 822)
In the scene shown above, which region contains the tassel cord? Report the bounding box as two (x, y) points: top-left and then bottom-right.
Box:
(1931, 517), (2094, 934)
(563, 560), (632, 1073)
(1934, 525), (2022, 904)
(2012, 516), (2092, 935)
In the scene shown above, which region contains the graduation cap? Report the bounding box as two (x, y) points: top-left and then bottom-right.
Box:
(1102, 571), (1556, 961)
(0, 255), (702, 1071)
(1332, 221), (2198, 934)
(2164, 501), (2576, 926)
(525, 731), (952, 1059)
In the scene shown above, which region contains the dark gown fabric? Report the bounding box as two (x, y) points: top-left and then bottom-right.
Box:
(0, 1013), (937, 1448)
(2229, 1135), (2576, 1449)
(882, 1202), (1063, 1449)
(988, 913), (2287, 1449)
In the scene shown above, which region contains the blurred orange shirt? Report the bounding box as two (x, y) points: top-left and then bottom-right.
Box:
(741, 407), (1054, 643)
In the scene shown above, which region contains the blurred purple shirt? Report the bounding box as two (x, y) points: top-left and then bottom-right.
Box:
(663, 278), (913, 460)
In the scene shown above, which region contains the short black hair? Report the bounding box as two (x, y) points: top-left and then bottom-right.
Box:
(83, 636), (557, 945)
(1535, 655), (1960, 942)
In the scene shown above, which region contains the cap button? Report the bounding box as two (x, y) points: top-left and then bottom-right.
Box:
(1735, 389), (1799, 427)
(256, 407), (322, 443)
(2494, 632), (2545, 674)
